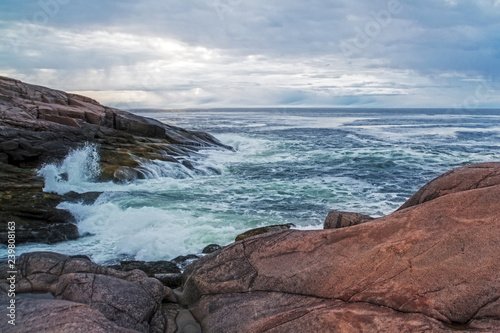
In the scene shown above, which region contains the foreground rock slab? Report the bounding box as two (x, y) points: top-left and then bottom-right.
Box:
(180, 162), (500, 332)
(0, 252), (182, 333)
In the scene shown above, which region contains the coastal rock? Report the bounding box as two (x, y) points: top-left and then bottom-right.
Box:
(0, 75), (230, 173)
(202, 244), (222, 254)
(0, 76), (231, 245)
(0, 162), (78, 244)
(0, 299), (139, 333)
(180, 163), (500, 332)
(0, 252), (179, 333)
(323, 210), (374, 229)
(398, 162), (500, 210)
(116, 260), (181, 276)
(235, 223), (295, 242)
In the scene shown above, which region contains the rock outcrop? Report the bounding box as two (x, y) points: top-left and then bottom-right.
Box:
(0, 252), (184, 333)
(0, 76), (231, 245)
(323, 210), (374, 229)
(178, 162), (500, 332)
(235, 223), (295, 242)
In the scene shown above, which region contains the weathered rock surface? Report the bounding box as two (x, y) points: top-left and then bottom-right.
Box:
(4, 299), (140, 333)
(180, 162), (500, 332)
(0, 252), (181, 333)
(0, 76), (230, 171)
(0, 76), (231, 245)
(202, 243), (222, 254)
(323, 210), (374, 229)
(398, 162), (500, 210)
(235, 223), (295, 242)
(0, 162), (79, 244)
(113, 260), (181, 276)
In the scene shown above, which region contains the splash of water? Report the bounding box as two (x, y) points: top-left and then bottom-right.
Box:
(38, 143), (100, 194)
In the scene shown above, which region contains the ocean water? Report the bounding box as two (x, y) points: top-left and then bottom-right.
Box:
(14, 108), (500, 264)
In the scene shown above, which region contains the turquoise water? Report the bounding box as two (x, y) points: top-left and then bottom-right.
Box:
(15, 108), (500, 263)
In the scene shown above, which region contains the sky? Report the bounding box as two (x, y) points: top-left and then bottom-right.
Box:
(0, 0), (499, 109)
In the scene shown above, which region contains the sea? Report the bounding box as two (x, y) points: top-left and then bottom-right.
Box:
(12, 108), (500, 264)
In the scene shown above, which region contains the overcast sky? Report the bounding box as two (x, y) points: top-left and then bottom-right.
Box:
(1, 0), (499, 108)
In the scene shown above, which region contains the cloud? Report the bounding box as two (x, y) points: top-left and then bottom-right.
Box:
(0, 0), (499, 108)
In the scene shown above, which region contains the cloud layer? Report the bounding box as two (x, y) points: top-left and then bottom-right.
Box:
(1, 0), (499, 108)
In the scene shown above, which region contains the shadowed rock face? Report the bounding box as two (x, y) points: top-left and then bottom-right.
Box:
(0, 76), (232, 245)
(180, 162), (500, 332)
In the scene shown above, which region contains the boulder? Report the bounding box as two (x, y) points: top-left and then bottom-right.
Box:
(235, 223), (295, 242)
(116, 260), (181, 276)
(323, 210), (374, 229)
(0, 299), (139, 333)
(202, 244), (222, 254)
(180, 163), (500, 332)
(0, 252), (180, 333)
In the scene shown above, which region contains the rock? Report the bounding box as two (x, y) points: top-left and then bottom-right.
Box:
(180, 163), (500, 332)
(0, 299), (139, 333)
(323, 210), (374, 229)
(0, 76), (232, 245)
(55, 273), (162, 332)
(0, 163), (78, 244)
(202, 244), (222, 254)
(235, 223), (295, 242)
(398, 162), (500, 210)
(0, 252), (178, 333)
(117, 260), (181, 276)
(154, 273), (184, 289)
(172, 254), (201, 271)
(14, 222), (79, 244)
(0, 75), (230, 175)
(113, 166), (140, 183)
(61, 191), (102, 205)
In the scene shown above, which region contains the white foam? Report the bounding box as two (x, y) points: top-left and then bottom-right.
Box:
(38, 143), (100, 194)
(53, 201), (240, 262)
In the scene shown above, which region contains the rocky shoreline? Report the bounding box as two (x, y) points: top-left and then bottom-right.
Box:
(1, 162), (500, 332)
(1, 78), (500, 332)
(0, 76), (231, 245)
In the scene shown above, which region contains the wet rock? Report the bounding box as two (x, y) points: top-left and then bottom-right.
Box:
(61, 191), (102, 205)
(181, 163), (500, 332)
(202, 244), (222, 254)
(235, 223), (295, 242)
(323, 210), (374, 229)
(0, 163), (77, 244)
(113, 166), (140, 183)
